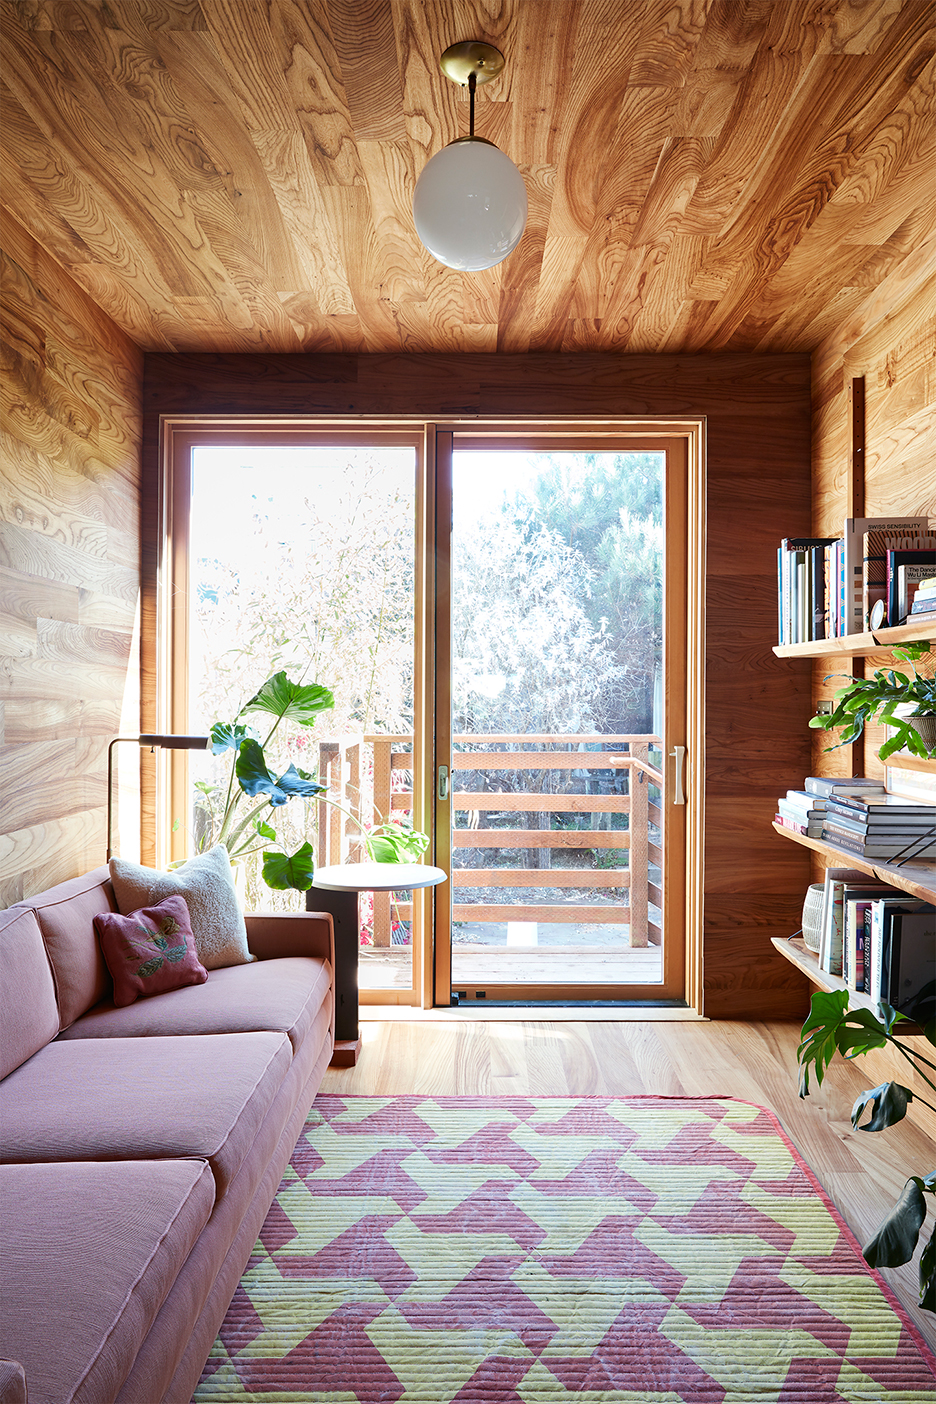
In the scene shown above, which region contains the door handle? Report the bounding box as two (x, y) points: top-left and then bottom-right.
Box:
(438, 765), (449, 801)
(669, 746), (686, 805)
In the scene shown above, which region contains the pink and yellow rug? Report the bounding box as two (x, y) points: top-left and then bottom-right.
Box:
(194, 1096), (935, 1401)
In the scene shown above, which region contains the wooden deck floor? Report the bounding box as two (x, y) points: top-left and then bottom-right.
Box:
(322, 1018), (936, 1352)
(359, 943), (662, 990)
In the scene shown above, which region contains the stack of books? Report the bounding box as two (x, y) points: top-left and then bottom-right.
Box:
(821, 791), (936, 861)
(776, 515), (934, 642)
(775, 790), (827, 837)
(908, 573), (936, 624)
(814, 866), (935, 1017)
(775, 778), (885, 837)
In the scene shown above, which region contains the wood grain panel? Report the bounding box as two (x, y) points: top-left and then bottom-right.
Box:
(805, 169), (936, 1172)
(143, 349), (811, 1015)
(1, 1), (931, 355)
(1, 219), (141, 902)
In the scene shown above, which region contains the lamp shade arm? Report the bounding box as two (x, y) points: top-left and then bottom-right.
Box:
(106, 734), (210, 861)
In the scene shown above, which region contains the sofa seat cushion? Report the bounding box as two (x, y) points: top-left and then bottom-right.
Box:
(0, 1159), (215, 1404)
(57, 955), (332, 1053)
(0, 907), (59, 1080)
(0, 1032), (291, 1200)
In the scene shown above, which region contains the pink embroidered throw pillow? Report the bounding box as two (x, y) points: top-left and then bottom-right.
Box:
(94, 895), (208, 1007)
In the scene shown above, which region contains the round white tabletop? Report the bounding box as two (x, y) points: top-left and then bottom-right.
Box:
(311, 862), (447, 893)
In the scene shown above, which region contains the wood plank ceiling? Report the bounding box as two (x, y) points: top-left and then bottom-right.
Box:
(2, 0), (934, 356)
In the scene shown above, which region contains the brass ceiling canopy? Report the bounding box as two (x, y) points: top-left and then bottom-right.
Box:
(438, 41), (505, 88)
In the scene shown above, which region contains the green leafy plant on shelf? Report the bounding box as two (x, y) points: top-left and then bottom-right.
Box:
(198, 671), (428, 893)
(809, 642), (936, 761)
(797, 988), (936, 1311)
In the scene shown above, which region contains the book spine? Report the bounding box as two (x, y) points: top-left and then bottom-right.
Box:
(853, 900), (871, 992)
(826, 882), (844, 976)
(870, 903), (884, 1002)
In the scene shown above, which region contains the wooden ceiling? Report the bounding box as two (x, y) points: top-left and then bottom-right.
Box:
(2, 0), (934, 356)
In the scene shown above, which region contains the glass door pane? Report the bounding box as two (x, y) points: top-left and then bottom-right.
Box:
(442, 442), (682, 1002)
(181, 437), (421, 998)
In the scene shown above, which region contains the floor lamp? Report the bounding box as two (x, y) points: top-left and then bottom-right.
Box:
(106, 734), (210, 861)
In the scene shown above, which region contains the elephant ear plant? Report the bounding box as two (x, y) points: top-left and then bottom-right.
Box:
(809, 642), (936, 761)
(196, 669), (431, 895)
(199, 671), (334, 892)
(797, 988), (936, 1311)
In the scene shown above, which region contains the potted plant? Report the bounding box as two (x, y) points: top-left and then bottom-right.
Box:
(809, 642), (936, 760)
(797, 988), (936, 1311)
(198, 671), (335, 892)
(365, 822), (430, 864)
(197, 670), (430, 894)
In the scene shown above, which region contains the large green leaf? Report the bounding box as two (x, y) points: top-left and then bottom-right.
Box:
(796, 990), (902, 1096)
(210, 721), (250, 755)
(834, 1007), (890, 1059)
(236, 739), (325, 806)
(851, 1081), (912, 1132)
(863, 1178), (927, 1269)
(261, 842), (316, 891)
(797, 989), (850, 1095)
(366, 822), (430, 864)
(242, 672), (334, 728)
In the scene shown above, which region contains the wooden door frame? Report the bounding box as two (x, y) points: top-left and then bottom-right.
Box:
(147, 414), (704, 1015)
(151, 418), (432, 1005)
(431, 419), (705, 1013)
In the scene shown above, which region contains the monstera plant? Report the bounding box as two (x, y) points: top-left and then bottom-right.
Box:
(797, 988), (936, 1311)
(197, 671), (334, 892)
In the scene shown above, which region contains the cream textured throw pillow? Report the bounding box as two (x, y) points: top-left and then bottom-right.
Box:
(109, 845), (254, 970)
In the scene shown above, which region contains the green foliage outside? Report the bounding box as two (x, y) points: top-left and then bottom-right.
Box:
(189, 448), (665, 906)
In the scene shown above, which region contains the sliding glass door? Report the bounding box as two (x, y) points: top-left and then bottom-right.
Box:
(433, 430), (691, 1005)
(163, 426), (431, 1005)
(161, 419), (700, 1010)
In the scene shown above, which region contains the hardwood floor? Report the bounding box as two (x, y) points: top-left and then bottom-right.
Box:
(321, 1017), (936, 1353)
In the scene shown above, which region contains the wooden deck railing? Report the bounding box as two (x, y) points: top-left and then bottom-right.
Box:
(315, 734), (663, 949)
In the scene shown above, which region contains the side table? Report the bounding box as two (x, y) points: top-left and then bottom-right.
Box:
(307, 862), (447, 1066)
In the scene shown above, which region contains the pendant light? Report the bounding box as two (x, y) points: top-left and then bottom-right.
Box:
(413, 42), (527, 272)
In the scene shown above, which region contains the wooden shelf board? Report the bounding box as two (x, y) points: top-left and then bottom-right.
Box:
(772, 622), (935, 659)
(886, 754), (936, 776)
(771, 823), (936, 903)
(770, 936), (882, 1013)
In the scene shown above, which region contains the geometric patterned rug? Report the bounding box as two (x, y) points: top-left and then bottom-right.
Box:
(193, 1096), (936, 1402)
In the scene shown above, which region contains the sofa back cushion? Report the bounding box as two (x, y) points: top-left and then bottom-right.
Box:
(13, 867), (116, 1031)
(0, 907), (60, 1079)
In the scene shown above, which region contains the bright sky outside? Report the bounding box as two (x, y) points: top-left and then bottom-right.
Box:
(189, 445), (552, 561)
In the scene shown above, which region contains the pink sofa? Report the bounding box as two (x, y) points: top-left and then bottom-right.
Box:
(0, 866), (335, 1404)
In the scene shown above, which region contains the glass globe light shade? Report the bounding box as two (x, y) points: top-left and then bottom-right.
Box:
(413, 137), (527, 271)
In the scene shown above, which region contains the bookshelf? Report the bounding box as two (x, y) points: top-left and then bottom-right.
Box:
(770, 823), (936, 905)
(771, 825), (936, 1013)
(773, 619), (935, 658)
(770, 935), (883, 1014)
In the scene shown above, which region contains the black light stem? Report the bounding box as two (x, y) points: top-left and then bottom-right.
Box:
(469, 70), (476, 137)
(106, 733), (210, 861)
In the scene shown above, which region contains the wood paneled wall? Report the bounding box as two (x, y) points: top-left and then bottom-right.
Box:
(811, 267), (936, 778)
(143, 351), (814, 1018)
(1, 216), (143, 906)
